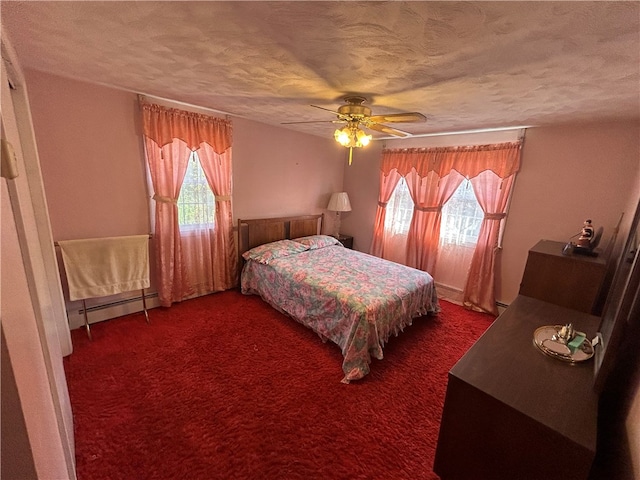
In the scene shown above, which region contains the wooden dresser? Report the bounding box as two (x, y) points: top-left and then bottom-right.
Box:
(519, 240), (607, 314)
(434, 295), (599, 480)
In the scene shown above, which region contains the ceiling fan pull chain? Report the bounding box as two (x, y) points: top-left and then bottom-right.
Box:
(349, 147), (353, 165)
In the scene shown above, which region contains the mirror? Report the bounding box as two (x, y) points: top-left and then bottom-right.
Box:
(593, 197), (640, 392)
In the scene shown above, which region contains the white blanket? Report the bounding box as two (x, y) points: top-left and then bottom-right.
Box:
(59, 235), (150, 301)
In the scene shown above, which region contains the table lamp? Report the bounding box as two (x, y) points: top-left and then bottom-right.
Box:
(327, 192), (351, 237)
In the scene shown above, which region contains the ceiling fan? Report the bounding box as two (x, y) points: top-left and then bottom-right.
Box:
(282, 96), (427, 164)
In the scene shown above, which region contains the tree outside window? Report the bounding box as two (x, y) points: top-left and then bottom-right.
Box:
(386, 177), (483, 245)
(177, 151), (215, 231)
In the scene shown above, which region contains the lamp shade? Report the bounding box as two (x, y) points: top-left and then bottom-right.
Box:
(327, 192), (352, 212)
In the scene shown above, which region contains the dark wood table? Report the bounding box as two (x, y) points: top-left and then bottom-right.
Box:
(434, 295), (600, 480)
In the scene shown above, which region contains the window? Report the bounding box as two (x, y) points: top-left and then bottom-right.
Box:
(384, 177), (484, 246)
(440, 179), (484, 246)
(384, 177), (413, 235)
(177, 151), (215, 231)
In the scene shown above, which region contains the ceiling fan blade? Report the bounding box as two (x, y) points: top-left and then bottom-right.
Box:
(310, 104), (342, 115)
(364, 123), (411, 137)
(280, 120), (343, 124)
(368, 112), (427, 123)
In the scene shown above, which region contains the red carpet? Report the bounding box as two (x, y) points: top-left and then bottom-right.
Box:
(64, 290), (494, 480)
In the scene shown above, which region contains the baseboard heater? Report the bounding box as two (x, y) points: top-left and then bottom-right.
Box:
(69, 291), (159, 337)
(78, 292), (159, 315)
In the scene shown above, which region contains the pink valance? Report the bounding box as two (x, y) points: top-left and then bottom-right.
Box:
(141, 102), (232, 153)
(381, 141), (522, 179)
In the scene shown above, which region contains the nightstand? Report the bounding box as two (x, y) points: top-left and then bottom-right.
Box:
(336, 234), (353, 249)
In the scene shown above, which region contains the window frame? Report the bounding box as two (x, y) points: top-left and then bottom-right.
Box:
(176, 151), (216, 233)
(439, 178), (484, 248)
(384, 177), (486, 248)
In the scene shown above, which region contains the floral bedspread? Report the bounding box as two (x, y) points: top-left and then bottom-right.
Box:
(241, 245), (440, 382)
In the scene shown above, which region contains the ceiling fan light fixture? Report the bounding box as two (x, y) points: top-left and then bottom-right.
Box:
(334, 124), (371, 148)
(334, 127), (352, 146)
(296, 96), (425, 158)
(356, 128), (372, 147)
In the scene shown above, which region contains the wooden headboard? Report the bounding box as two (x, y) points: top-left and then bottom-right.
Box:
(237, 214), (324, 261)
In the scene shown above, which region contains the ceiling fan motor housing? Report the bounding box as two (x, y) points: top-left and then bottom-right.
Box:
(338, 96), (371, 118)
(337, 105), (371, 117)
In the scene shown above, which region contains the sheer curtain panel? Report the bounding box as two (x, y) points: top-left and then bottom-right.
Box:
(405, 169), (464, 273)
(370, 168), (403, 259)
(197, 143), (236, 291)
(372, 142), (522, 315)
(141, 102), (235, 307)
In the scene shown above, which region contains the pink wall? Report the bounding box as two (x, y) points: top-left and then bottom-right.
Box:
(2, 58), (75, 477)
(339, 143), (382, 252)
(231, 116), (344, 222)
(341, 130), (522, 252)
(342, 122), (640, 305)
(25, 71), (150, 241)
(24, 69), (640, 311)
(25, 70), (343, 243)
(138, 95), (345, 224)
(2, 181), (70, 479)
(25, 71), (158, 324)
(499, 122), (639, 302)
(16, 64), (640, 480)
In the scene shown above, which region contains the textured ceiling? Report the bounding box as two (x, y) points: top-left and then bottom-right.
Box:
(2, 1), (639, 139)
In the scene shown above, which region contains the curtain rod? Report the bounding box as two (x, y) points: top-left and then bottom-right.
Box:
(137, 93), (237, 121)
(374, 126), (529, 141)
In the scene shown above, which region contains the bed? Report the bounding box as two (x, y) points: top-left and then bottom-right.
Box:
(238, 214), (440, 383)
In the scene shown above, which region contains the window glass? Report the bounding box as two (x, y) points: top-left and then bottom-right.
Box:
(384, 177), (413, 235)
(177, 151), (215, 230)
(440, 179), (484, 246)
(384, 177), (484, 246)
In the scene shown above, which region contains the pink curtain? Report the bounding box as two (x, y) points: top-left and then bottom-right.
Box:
(374, 142), (522, 314)
(143, 137), (193, 306)
(370, 168), (403, 257)
(463, 171), (517, 315)
(142, 104), (232, 153)
(196, 143), (237, 291)
(142, 103), (234, 307)
(405, 169), (464, 272)
(379, 143), (521, 179)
